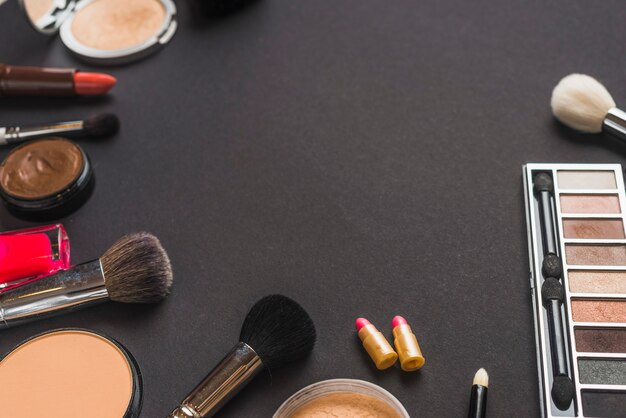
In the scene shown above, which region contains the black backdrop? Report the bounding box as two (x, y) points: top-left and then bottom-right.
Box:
(0, 1), (625, 417)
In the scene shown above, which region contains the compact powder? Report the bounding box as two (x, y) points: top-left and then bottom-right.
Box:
(565, 245), (626, 266)
(563, 219), (625, 239)
(571, 300), (626, 323)
(0, 137), (84, 199)
(560, 195), (621, 214)
(575, 329), (626, 353)
(23, 0), (55, 22)
(0, 330), (135, 418)
(71, 0), (166, 51)
(557, 171), (617, 190)
(569, 271), (626, 294)
(289, 392), (402, 418)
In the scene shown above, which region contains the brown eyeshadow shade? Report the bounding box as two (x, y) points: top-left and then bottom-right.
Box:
(571, 300), (626, 323)
(0, 138), (84, 199)
(563, 219), (625, 239)
(560, 195), (621, 214)
(575, 328), (626, 353)
(565, 245), (626, 266)
(569, 271), (626, 294)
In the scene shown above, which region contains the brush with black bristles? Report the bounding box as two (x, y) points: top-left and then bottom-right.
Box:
(551, 74), (625, 140)
(0, 232), (173, 329)
(167, 294), (316, 418)
(0, 112), (119, 145)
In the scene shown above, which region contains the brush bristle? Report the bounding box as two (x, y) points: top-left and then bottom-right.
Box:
(551, 74), (616, 133)
(473, 368), (489, 387)
(239, 294), (316, 369)
(83, 113), (120, 137)
(101, 232), (173, 303)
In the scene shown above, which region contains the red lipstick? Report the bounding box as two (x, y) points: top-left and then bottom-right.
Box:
(0, 224), (70, 291)
(0, 64), (116, 97)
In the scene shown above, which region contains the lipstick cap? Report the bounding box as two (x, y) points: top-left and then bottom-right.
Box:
(358, 324), (398, 370)
(392, 324), (425, 371)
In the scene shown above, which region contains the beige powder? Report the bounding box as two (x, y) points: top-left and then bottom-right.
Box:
(23, 0), (55, 22)
(290, 392), (401, 418)
(0, 330), (133, 418)
(71, 0), (166, 50)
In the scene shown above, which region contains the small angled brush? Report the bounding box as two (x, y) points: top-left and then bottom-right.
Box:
(0, 113), (119, 145)
(167, 294), (316, 418)
(551, 74), (626, 140)
(0, 232), (173, 329)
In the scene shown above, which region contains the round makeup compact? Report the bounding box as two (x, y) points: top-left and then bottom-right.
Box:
(0, 329), (142, 418)
(19, 0), (177, 64)
(0, 137), (95, 220)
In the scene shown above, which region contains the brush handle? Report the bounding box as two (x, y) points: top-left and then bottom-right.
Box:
(167, 342), (263, 418)
(0, 260), (108, 329)
(604, 108), (626, 140)
(0, 121), (84, 145)
(468, 385), (487, 418)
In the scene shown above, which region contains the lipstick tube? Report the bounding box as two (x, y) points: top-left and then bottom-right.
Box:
(0, 63), (116, 97)
(0, 224), (70, 291)
(392, 316), (425, 371)
(356, 318), (398, 370)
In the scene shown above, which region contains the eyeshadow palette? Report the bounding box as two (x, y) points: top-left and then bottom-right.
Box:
(524, 164), (626, 418)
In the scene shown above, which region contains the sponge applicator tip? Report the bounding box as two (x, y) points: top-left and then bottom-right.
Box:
(355, 317), (371, 331)
(392, 315), (408, 328)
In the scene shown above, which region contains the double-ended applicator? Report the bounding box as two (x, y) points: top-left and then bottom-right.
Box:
(0, 232), (173, 329)
(167, 294), (316, 418)
(551, 73), (626, 140)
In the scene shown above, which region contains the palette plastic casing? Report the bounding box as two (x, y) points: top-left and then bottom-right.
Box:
(524, 163), (626, 418)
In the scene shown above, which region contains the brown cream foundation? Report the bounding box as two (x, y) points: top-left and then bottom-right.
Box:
(0, 137), (84, 199)
(0, 329), (139, 418)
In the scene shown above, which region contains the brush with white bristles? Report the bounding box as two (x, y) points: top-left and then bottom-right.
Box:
(551, 74), (626, 139)
(0, 232), (173, 329)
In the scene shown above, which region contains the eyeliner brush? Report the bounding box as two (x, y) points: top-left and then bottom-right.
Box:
(533, 173), (575, 409)
(0, 113), (119, 145)
(468, 368), (488, 418)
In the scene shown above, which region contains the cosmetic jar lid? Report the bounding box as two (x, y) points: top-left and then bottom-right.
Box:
(19, 0), (177, 65)
(273, 378), (410, 418)
(0, 137), (95, 220)
(0, 328), (142, 418)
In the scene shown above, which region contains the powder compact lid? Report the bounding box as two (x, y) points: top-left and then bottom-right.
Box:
(0, 329), (142, 418)
(19, 0), (177, 64)
(0, 137), (95, 220)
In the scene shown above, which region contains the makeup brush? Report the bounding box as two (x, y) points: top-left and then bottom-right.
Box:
(0, 113), (120, 145)
(551, 74), (626, 139)
(167, 294), (316, 418)
(0, 232), (173, 329)
(468, 368), (488, 418)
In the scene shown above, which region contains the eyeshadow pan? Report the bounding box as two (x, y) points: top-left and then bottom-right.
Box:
(575, 328), (626, 353)
(563, 219), (625, 239)
(571, 300), (626, 323)
(578, 359), (626, 385)
(582, 391), (626, 417)
(565, 245), (626, 265)
(557, 171), (617, 190)
(560, 195), (621, 214)
(569, 271), (626, 294)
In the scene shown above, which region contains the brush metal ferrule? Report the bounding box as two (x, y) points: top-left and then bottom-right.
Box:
(166, 342), (263, 418)
(0, 121), (83, 145)
(603, 108), (626, 139)
(0, 259), (108, 329)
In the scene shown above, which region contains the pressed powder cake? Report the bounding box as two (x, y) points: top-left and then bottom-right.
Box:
(71, 0), (166, 50)
(289, 392), (401, 418)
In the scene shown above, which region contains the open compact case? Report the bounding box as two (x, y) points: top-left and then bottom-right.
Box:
(524, 163), (626, 418)
(18, 0), (177, 64)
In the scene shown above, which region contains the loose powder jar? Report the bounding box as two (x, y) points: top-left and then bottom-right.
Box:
(273, 379), (409, 418)
(0, 329), (142, 418)
(0, 137), (95, 220)
(19, 0), (177, 64)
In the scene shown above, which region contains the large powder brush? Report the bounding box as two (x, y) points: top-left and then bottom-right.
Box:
(0, 232), (173, 329)
(167, 294), (316, 418)
(551, 74), (626, 139)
